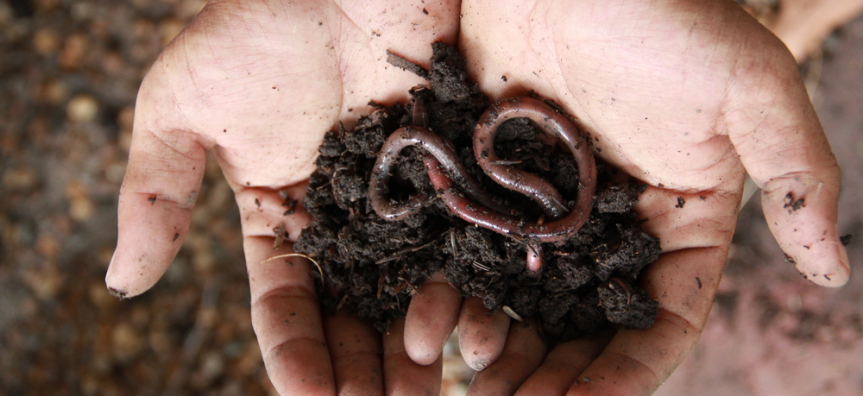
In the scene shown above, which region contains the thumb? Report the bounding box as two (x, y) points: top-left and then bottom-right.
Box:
(726, 36), (849, 287)
(106, 63), (213, 298)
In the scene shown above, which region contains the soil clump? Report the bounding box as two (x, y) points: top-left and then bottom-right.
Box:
(294, 42), (660, 342)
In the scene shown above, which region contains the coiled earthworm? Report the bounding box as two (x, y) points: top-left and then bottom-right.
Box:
(367, 126), (510, 220)
(463, 96), (597, 242)
(368, 95), (596, 269)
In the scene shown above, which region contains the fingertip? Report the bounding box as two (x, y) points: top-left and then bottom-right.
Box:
(761, 174), (849, 288)
(796, 237), (850, 287)
(403, 273), (461, 366)
(465, 320), (546, 396)
(104, 248), (170, 298)
(404, 340), (438, 366)
(457, 297), (509, 371)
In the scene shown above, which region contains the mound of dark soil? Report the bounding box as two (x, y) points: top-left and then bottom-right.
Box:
(294, 42), (660, 342)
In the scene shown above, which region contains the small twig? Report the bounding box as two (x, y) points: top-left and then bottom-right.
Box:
(336, 294), (348, 312)
(608, 278), (632, 309)
(261, 253), (325, 286)
(386, 49), (429, 79)
(397, 276), (420, 295)
(375, 239), (437, 264)
(472, 261), (491, 272)
(377, 275), (384, 299)
(449, 229), (459, 257)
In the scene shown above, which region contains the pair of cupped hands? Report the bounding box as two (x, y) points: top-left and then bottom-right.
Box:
(106, 0), (850, 394)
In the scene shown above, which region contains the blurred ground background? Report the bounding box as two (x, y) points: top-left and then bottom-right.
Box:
(0, 0), (861, 395)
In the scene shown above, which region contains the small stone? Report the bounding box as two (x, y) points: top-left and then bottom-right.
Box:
(41, 79), (68, 105)
(100, 51), (125, 75)
(22, 266), (63, 301)
(32, 28), (59, 56)
(67, 94), (99, 123)
(199, 351), (225, 382)
(149, 329), (171, 359)
(88, 281), (117, 312)
(59, 33), (88, 70)
(2, 168), (37, 191)
(112, 322), (144, 361)
(35, 235), (60, 259)
(69, 196), (95, 222)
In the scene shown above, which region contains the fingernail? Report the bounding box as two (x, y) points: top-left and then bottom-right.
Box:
(108, 287), (128, 300)
(470, 358), (490, 371)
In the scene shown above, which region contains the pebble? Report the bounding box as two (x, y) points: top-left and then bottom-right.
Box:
(41, 79), (68, 106)
(148, 329), (171, 359)
(59, 33), (89, 70)
(198, 351), (225, 383)
(88, 282), (117, 312)
(112, 322), (144, 361)
(22, 266), (63, 302)
(67, 94), (99, 123)
(69, 196), (95, 222)
(35, 235), (60, 260)
(2, 168), (37, 191)
(32, 28), (59, 57)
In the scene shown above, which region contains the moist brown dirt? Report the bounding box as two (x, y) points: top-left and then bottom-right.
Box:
(294, 42), (660, 342)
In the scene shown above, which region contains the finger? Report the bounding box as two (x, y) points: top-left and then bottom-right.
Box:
(725, 35), (849, 286)
(457, 297), (510, 371)
(383, 319), (443, 396)
(466, 320), (547, 396)
(105, 66), (213, 298)
(246, 236), (334, 395)
(567, 246), (727, 396)
(324, 311), (384, 395)
(404, 272), (462, 365)
(514, 336), (609, 395)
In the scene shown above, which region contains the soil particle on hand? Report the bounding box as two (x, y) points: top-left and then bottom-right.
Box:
(294, 42), (661, 342)
(783, 192), (805, 212)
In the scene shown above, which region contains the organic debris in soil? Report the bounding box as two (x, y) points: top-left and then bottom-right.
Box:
(294, 42), (660, 342)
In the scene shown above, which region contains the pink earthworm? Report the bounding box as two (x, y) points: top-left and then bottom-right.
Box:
(368, 95), (596, 268)
(367, 126), (510, 220)
(454, 96), (597, 242)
